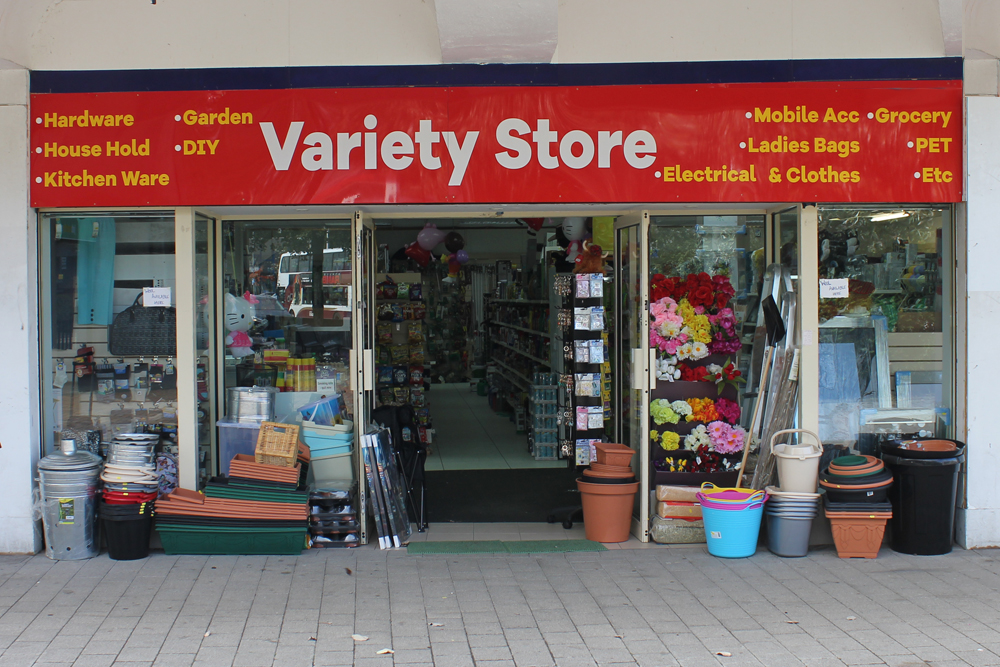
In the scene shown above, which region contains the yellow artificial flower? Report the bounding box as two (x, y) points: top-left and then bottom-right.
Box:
(660, 431), (681, 451)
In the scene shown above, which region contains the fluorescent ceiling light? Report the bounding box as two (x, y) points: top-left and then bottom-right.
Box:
(870, 211), (908, 222)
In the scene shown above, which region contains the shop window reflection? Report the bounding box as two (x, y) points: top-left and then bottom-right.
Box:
(220, 221), (354, 441)
(817, 206), (950, 457)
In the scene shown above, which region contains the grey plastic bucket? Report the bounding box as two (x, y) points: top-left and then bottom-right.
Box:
(765, 512), (814, 557)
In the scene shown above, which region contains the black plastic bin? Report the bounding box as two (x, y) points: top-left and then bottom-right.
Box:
(882, 449), (965, 555)
(100, 504), (154, 560)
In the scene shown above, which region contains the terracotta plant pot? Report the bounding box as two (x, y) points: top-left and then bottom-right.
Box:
(826, 510), (891, 558)
(577, 478), (639, 543)
(589, 462), (633, 473)
(594, 443), (635, 468)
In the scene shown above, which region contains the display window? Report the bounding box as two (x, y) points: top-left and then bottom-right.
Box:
(816, 205), (954, 457)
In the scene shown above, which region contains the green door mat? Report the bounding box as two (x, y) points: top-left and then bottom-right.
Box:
(407, 540), (606, 555)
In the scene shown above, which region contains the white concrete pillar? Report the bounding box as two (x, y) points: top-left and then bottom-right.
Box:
(0, 61), (41, 553)
(962, 96), (1000, 548)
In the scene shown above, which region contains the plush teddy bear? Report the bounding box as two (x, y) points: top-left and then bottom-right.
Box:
(225, 292), (258, 357)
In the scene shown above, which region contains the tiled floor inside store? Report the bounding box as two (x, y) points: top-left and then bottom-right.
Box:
(424, 383), (564, 471)
(2, 544), (999, 667)
(403, 522), (653, 548)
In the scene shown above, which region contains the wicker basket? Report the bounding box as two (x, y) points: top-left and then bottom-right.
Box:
(254, 422), (301, 468)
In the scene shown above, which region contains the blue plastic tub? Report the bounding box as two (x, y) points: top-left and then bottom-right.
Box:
(308, 442), (353, 458)
(700, 501), (764, 558)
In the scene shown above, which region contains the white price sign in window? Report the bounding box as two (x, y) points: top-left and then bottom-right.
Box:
(819, 278), (849, 299)
(142, 287), (172, 307)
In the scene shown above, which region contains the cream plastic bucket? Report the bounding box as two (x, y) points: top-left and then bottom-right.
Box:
(771, 429), (823, 493)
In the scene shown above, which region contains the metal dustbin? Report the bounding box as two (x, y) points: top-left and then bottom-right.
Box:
(38, 439), (103, 560)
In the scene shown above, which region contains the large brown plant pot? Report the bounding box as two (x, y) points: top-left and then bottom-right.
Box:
(826, 510), (892, 559)
(577, 479), (640, 543)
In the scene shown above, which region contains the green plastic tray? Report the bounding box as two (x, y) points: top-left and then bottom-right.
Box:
(157, 524), (306, 555)
(204, 487), (309, 503)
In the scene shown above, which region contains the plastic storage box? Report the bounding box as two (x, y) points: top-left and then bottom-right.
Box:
(309, 451), (354, 485)
(217, 418), (262, 476)
(301, 421), (354, 458)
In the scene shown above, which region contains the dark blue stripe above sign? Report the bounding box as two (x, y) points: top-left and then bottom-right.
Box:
(30, 58), (963, 94)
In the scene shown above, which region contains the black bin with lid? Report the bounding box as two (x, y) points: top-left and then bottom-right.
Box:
(881, 439), (965, 556)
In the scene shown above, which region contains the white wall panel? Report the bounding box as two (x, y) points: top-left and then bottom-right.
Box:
(963, 96), (1000, 548)
(0, 0), (951, 70)
(557, 0), (944, 63)
(0, 69), (40, 553)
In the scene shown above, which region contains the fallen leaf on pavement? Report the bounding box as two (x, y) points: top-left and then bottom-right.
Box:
(429, 622), (444, 627)
(715, 651), (732, 657)
(351, 634), (369, 641)
(376, 648), (394, 655)
(203, 632), (211, 637)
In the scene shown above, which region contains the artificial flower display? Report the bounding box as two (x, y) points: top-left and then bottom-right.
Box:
(684, 424), (711, 450)
(649, 272), (741, 365)
(685, 397), (719, 423)
(650, 399), (681, 425)
(715, 397), (741, 425)
(706, 420), (748, 454)
(659, 431), (681, 451)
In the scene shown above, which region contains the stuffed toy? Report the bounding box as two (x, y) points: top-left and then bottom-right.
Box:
(225, 292), (258, 357)
(574, 240), (606, 275)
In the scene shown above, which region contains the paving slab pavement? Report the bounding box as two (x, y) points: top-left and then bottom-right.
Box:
(0, 543), (996, 666)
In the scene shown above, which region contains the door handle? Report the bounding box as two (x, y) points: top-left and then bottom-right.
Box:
(630, 348), (646, 390)
(363, 349), (375, 392)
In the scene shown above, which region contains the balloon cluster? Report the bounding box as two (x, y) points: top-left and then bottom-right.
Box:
(404, 223), (469, 277)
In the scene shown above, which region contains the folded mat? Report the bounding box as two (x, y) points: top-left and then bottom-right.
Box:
(229, 455), (301, 483)
(227, 476), (301, 490)
(155, 493), (307, 520)
(205, 480), (309, 504)
(156, 516), (308, 528)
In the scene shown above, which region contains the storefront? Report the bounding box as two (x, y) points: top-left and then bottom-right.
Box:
(27, 58), (964, 546)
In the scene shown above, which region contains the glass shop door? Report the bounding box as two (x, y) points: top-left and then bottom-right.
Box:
(613, 211), (651, 541)
(351, 211), (376, 543)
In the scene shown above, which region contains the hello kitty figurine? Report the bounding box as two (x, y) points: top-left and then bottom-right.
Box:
(225, 292), (258, 357)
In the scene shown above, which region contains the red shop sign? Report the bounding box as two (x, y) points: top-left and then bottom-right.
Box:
(29, 80), (962, 207)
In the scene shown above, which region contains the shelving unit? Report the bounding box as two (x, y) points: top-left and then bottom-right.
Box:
(493, 358), (531, 389)
(492, 340), (550, 367)
(489, 320), (551, 338)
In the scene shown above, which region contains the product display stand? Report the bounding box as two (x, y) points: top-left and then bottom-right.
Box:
(548, 273), (608, 529)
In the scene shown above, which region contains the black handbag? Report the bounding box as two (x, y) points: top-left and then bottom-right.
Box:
(108, 293), (177, 356)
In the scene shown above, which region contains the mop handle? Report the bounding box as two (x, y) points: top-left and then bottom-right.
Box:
(735, 345), (774, 489)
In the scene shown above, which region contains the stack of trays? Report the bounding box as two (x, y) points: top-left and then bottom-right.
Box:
(821, 455), (894, 559)
(308, 486), (359, 548)
(154, 455), (308, 555)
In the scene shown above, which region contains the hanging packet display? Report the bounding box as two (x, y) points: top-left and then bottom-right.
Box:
(590, 307), (605, 331)
(574, 307), (592, 330)
(575, 274), (591, 298)
(590, 274), (604, 297)
(589, 340), (605, 364)
(397, 283), (411, 300)
(588, 406), (604, 430)
(574, 340), (590, 363)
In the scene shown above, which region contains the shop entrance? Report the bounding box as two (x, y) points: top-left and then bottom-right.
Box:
(353, 215), (592, 525)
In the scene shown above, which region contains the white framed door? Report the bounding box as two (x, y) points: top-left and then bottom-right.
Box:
(351, 211), (376, 543)
(613, 211), (651, 541)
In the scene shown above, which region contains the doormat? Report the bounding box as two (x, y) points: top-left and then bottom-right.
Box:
(407, 539), (606, 555)
(424, 467), (580, 522)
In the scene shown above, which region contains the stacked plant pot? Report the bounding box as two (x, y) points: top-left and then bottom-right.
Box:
(577, 443), (638, 543)
(99, 434), (159, 560)
(763, 431), (823, 558)
(820, 455), (893, 558)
